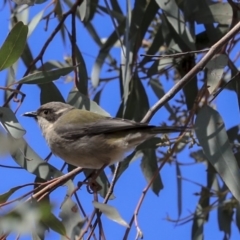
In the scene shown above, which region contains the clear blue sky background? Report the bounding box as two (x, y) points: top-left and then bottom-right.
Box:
(0, 1), (239, 239)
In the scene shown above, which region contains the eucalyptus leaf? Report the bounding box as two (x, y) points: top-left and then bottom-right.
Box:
(93, 201), (129, 228)
(28, 9), (44, 38)
(15, 66), (75, 85)
(67, 87), (110, 116)
(41, 212), (66, 237)
(206, 54), (228, 94)
(195, 105), (240, 202)
(176, 162), (182, 218)
(91, 19), (126, 87)
(83, 169), (114, 199)
(0, 186), (22, 204)
(13, 0), (35, 5)
(78, 0), (87, 21)
(0, 21), (28, 71)
(156, 0), (195, 50)
(0, 107), (26, 139)
(140, 149), (163, 196)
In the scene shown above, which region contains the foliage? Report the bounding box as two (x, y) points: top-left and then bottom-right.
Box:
(0, 0), (240, 239)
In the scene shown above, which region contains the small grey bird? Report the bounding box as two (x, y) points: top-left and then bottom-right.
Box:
(23, 102), (187, 169)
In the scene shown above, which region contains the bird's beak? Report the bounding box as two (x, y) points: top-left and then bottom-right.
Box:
(22, 111), (37, 118)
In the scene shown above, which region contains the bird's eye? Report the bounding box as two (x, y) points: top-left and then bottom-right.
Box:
(43, 110), (49, 115)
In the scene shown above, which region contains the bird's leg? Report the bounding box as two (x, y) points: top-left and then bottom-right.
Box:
(76, 164), (107, 194)
(86, 164), (108, 193)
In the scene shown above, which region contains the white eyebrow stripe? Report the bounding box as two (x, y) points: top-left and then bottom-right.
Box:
(55, 108), (69, 115)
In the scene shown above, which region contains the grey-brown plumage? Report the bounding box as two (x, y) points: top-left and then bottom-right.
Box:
(23, 102), (187, 169)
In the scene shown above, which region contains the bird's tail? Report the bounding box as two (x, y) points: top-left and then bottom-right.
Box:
(150, 126), (190, 134)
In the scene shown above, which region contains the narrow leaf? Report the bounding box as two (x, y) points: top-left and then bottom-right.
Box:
(93, 201), (129, 228)
(206, 54), (228, 94)
(67, 87), (110, 116)
(42, 213), (66, 236)
(0, 186), (22, 204)
(14, 66), (75, 85)
(140, 149), (163, 196)
(176, 162), (182, 218)
(0, 21), (28, 71)
(195, 105), (240, 202)
(0, 107), (26, 139)
(28, 10), (44, 38)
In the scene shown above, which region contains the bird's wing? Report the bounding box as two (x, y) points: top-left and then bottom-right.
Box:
(55, 117), (153, 139)
(54, 108), (187, 140)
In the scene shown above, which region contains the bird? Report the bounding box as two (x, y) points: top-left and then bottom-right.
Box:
(23, 102), (188, 169)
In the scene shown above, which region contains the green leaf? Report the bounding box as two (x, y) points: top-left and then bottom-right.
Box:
(149, 79), (174, 116)
(40, 83), (65, 105)
(67, 87), (110, 116)
(176, 162), (182, 218)
(13, 0), (35, 6)
(91, 19), (126, 87)
(190, 3), (233, 25)
(123, 74), (149, 121)
(93, 201), (129, 228)
(0, 21), (28, 71)
(236, 203), (240, 232)
(0, 186), (22, 204)
(0, 107), (26, 139)
(217, 186), (233, 237)
(59, 196), (85, 238)
(155, 0), (195, 50)
(42, 212), (66, 236)
(75, 44), (88, 95)
(195, 105), (240, 202)
(206, 54), (228, 94)
(78, 0), (87, 21)
(28, 9), (44, 38)
(14, 66), (75, 85)
(83, 169), (114, 199)
(140, 149), (163, 196)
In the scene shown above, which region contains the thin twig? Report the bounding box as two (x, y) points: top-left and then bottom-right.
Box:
(71, 11), (78, 88)
(141, 20), (240, 123)
(82, 164), (121, 240)
(4, 0), (84, 107)
(140, 49), (209, 59)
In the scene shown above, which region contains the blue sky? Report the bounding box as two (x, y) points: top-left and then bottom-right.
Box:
(0, 1), (239, 239)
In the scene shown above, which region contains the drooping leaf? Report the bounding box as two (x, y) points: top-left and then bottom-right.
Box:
(191, 189), (208, 240)
(206, 54), (228, 94)
(59, 197), (85, 239)
(78, 0), (87, 21)
(149, 78), (175, 116)
(83, 169), (114, 199)
(67, 87), (110, 116)
(75, 44), (88, 95)
(123, 74), (149, 121)
(41, 212), (66, 236)
(40, 83), (65, 105)
(176, 162), (182, 218)
(195, 105), (240, 202)
(236, 203), (240, 232)
(140, 149), (163, 196)
(28, 9), (44, 38)
(0, 186), (22, 204)
(13, 0), (35, 6)
(217, 185), (233, 238)
(0, 21), (28, 71)
(91, 19), (126, 87)
(0, 107), (26, 139)
(156, 0), (195, 50)
(14, 66), (75, 85)
(189, 2), (233, 25)
(93, 201), (129, 228)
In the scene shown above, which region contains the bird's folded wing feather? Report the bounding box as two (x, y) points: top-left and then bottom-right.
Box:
(54, 118), (155, 139)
